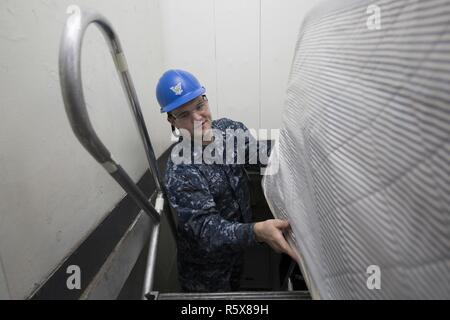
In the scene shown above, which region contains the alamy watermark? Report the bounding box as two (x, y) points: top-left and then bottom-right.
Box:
(66, 265), (81, 290)
(366, 265), (381, 290)
(66, 4), (81, 16)
(170, 121), (280, 175)
(367, 4), (382, 30)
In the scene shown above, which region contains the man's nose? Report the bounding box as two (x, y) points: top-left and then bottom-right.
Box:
(192, 111), (203, 121)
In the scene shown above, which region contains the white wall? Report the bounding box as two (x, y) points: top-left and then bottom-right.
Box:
(160, 0), (323, 130)
(0, 0), (169, 299)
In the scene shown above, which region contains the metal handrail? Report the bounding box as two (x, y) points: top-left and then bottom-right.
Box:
(59, 6), (177, 297)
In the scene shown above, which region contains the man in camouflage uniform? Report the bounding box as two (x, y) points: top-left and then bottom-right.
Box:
(157, 70), (297, 292)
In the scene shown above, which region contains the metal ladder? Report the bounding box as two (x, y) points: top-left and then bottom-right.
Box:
(59, 6), (308, 300)
(59, 5), (178, 300)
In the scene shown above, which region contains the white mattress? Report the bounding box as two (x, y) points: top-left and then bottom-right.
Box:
(263, 0), (450, 299)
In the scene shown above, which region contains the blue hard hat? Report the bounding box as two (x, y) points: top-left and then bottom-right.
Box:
(156, 69), (206, 113)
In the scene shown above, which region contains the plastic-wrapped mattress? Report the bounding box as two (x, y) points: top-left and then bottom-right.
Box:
(262, 0), (450, 299)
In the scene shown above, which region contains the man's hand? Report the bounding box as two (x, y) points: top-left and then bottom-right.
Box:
(253, 219), (299, 262)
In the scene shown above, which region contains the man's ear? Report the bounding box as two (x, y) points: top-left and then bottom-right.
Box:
(167, 113), (176, 127)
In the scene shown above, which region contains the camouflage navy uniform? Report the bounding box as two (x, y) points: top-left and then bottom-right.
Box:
(165, 118), (261, 292)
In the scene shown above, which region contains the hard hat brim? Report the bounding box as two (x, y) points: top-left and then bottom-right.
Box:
(161, 87), (206, 113)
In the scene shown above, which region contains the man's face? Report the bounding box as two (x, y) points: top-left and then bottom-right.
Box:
(168, 95), (212, 139)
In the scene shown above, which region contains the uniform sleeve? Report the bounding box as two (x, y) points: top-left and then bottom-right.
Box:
(166, 166), (258, 256)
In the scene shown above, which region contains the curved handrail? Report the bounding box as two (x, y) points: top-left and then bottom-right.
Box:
(59, 7), (166, 225)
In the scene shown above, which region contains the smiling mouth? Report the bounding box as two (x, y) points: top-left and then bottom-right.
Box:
(195, 121), (209, 130)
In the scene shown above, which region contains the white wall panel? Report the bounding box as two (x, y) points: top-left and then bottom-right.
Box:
(215, 0), (260, 129)
(160, 0), (218, 116)
(0, 0), (166, 299)
(161, 0), (322, 131)
(261, 0), (323, 130)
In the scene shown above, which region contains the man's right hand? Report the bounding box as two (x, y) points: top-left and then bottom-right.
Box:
(253, 219), (299, 262)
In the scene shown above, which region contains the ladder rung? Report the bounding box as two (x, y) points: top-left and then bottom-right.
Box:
(156, 291), (311, 300)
